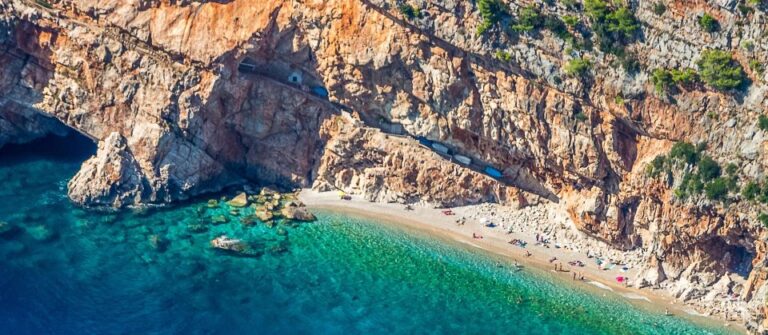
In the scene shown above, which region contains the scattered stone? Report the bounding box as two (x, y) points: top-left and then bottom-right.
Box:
(27, 225), (55, 242)
(260, 187), (278, 196)
(255, 195), (267, 204)
(227, 192), (249, 207)
(187, 223), (208, 233)
(255, 210), (274, 222)
(148, 234), (168, 252)
(269, 243), (288, 254)
(240, 215), (258, 226)
(229, 209), (240, 216)
(211, 215), (230, 225)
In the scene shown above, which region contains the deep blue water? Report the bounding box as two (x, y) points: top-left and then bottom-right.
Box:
(0, 135), (734, 334)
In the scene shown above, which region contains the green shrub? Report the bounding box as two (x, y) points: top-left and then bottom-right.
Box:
(563, 15), (579, 27)
(743, 181), (760, 200)
(697, 49), (747, 90)
(646, 155), (667, 177)
(653, 2), (667, 15)
(585, 0), (639, 54)
(574, 112), (588, 122)
(399, 4), (421, 20)
(671, 68), (698, 86)
(669, 142), (699, 165)
(738, 4), (754, 15)
(561, 0), (579, 9)
(705, 177), (729, 200)
(726, 162), (738, 176)
(698, 13), (719, 33)
(477, 0), (509, 35)
(564, 57), (592, 76)
(544, 15), (571, 40)
(606, 7), (640, 39)
(742, 40), (755, 51)
(698, 156), (721, 182)
(651, 69), (673, 94)
(585, 0), (610, 19)
(759, 213), (768, 228)
(750, 59), (764, 75)
(512, 5), (544, 32)
(758, 115), (768, 131)
(495, 50), (512, 62)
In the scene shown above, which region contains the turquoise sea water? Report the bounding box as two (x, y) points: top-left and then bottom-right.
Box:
(0, 136), (734, 334)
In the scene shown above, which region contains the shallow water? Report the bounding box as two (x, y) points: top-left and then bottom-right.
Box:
(0, 136), (733, 334)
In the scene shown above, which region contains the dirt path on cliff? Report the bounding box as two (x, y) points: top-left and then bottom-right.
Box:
(299, 189), (745, 334)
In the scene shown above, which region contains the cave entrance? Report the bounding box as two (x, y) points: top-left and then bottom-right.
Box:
(0, 129), (96, 167)
(728, 245), (754, 279)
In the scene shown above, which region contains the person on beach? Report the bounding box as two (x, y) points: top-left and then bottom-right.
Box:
(525, 250), (532, 257)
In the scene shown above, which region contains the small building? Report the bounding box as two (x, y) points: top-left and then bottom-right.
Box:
(288, 70), (303, 85)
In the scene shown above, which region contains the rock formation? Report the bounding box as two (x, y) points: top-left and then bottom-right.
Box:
(2, 0), (768, 331)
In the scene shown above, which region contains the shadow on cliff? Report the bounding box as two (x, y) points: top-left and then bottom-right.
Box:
(188, 10), (339, 193)
(0, 131), (96, 166)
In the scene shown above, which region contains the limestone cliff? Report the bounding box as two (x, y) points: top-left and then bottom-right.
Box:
(2, 0), (768, 332)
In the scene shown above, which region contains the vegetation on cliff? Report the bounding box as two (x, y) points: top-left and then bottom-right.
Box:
(697, 50), (747, 91)
(477, 0), (509, 35)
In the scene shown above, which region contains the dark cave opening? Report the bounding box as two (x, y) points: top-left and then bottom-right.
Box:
(0, 130), (96, 166)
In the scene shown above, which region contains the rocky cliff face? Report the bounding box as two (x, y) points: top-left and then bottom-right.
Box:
(2, 0), (768, 331)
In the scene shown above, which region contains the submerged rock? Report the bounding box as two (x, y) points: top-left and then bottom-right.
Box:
(0, 221), (19, 237)
(27, 225), (56, 242)
(187, 223), (208, 233)
(148, 234), (168, 252)
(211, 215), (230, 225)
(239, 215), (258, 226)
(207, 199), (219, 208)
(227, 192), (249, 207)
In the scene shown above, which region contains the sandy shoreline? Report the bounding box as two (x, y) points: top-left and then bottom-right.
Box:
(299, 189), (745, 334)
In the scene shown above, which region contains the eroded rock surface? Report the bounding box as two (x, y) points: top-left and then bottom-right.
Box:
(2, 0), (768, 331)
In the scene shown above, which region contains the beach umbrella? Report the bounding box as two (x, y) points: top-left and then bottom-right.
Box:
(479, 217), (488, 225)
(616, 276), (624, 283)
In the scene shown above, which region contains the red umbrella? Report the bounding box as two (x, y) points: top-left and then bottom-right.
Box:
(616, 276), (625, 283)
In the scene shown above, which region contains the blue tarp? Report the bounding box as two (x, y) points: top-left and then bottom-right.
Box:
(484, 166), (503, 179)
(416, 136), (431, 147)
(311, 86), (329, 98)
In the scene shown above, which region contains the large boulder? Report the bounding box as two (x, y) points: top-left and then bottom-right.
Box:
(227, 192), (249, 207)
(281, 202), (316, 221)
